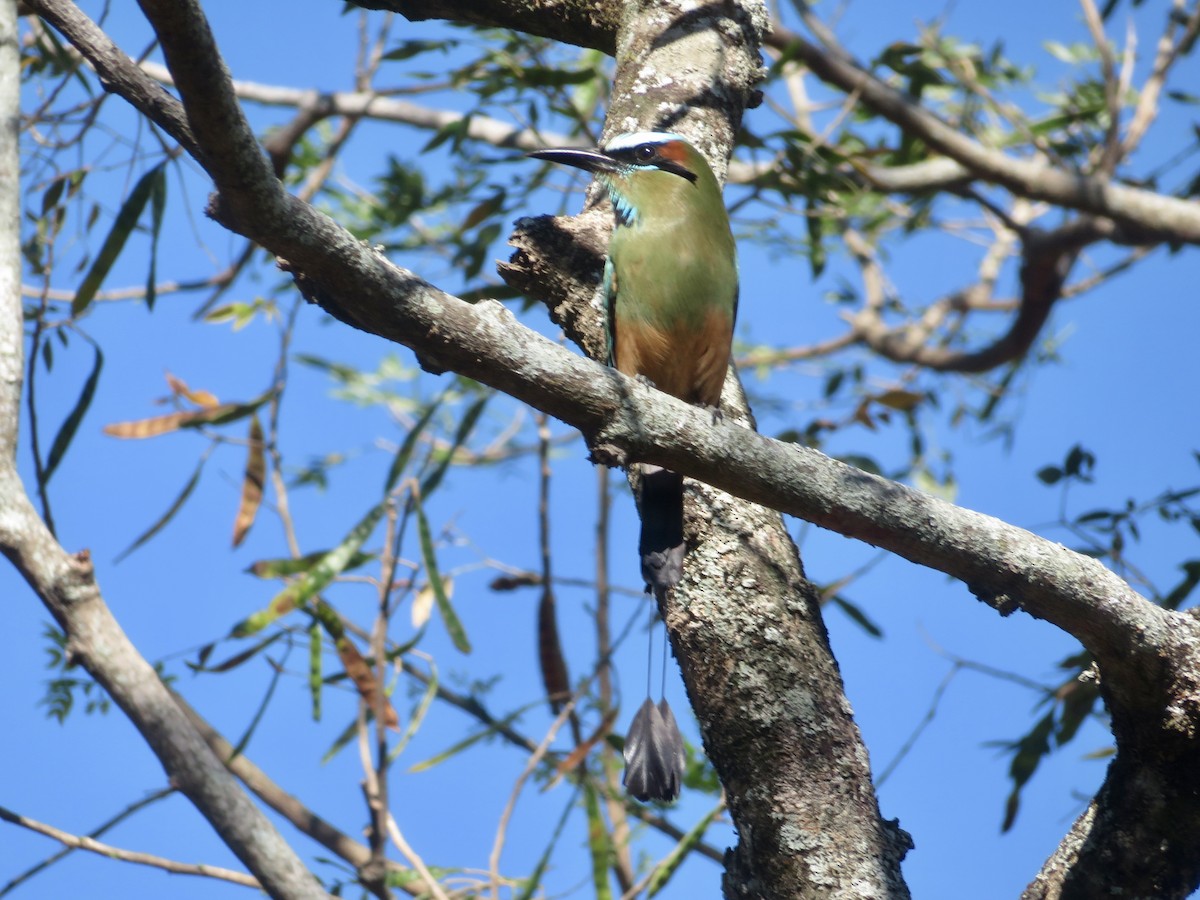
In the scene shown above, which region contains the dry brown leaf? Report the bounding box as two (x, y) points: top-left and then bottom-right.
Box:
(104, 400), (248, 439)
(165, 371), (220, 408)
(336, 635), (399, 730)
(545, 707), (620, 790)
(232, 415), (264, 547)
(538, 588), (570, 713)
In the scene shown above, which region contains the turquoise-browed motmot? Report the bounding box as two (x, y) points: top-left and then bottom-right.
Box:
(531, 132), (739, 802)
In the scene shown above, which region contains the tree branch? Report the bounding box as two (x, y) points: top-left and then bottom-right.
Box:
(0, 805), (261, 891)
(768, 24), (1200, 244)
(350, 0), (619, 54)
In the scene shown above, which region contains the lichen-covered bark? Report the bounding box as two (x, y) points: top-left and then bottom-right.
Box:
(506, 0), (912, 894)
(353, 0), (619, 53)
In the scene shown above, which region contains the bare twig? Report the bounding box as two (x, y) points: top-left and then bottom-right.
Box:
(384, 816), (449, 900)
(0, 805), (261, 890)
(0, 787), (175, 896)
(488, 692), (581, 899)
(1120, 0), (1200, 160)
(1080, 0), (1124, 176)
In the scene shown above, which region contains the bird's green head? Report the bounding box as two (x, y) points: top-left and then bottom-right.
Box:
(529, 132), (722, 227)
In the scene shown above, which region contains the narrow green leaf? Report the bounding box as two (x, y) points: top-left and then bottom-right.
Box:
(227, 654), (283, 761)
(115, 452), (208, 562)
(41, 174), (68, 217)
(648, 801), (725, 896)
(419, 393), (487, 497)
(73, 161), (168, 317)
(514, 790), (579, 900)
(43, 339), (103, 484)
(1001, 711), (1055, 832)
(382, 39), (454, 61)
(1055, 682), (1099, 746)
(829, 595), (884, 638)
(385, 394), (443, 494)
(246, 550), (377, 580)
(321, 717), (361, 764)
(408, 716), (520, 772)
(414, 496), (471, 653)
(144, 164), (168, 310)
(389, 659), (438, 762)
(231, 500), (387, 637)
(583, 782), (612, 900)
(309, 620), (322, 723)
(805, 197), (825, 279)
(1163, 561), (1200, 611)
(186, 632), (285, 673)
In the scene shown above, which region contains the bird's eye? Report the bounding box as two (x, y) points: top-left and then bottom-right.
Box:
(635, 143), (656, 163)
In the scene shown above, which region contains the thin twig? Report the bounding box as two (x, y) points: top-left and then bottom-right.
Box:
(384, 815), (450, 900)
(1080, 0), (1123, 176)
(0, 787), (175, 896)
(489, 692), (581, 899)
(0, 804), (261, 890)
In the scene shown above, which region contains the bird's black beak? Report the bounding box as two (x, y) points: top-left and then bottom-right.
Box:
(527, 147), (619, 175)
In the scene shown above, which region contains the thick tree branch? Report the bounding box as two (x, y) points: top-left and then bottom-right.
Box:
(351, 0), (619, 54)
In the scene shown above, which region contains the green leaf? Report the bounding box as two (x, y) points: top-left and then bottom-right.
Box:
(414, 495), (471, 653)
(73, 161), (168, 317)
(40, 172), (74, 216)
(1000, 711), (1055, 832)
(1163, 561), (1200, 611)
(518, 65), (598, 89)
(408, 719), (514, 772)
(186, 632), (285, 673)
(309, 620), (322, 723)
(230, 500), (387, 637)
(1036, 465), (1062, 485)
(382, 39), (454, 62)
(115, 452), (208, 562)
(385, 394), (443, 494)
(389, 658), (438, 762)
(836, 454), (884, 477)
(144, 163), (168, 310)
(583, 782), (612, 900)
(805, 197), (825, 279)
(43, 339), (103, 484)
(246, 550), (377, 580)
(1055, 681), (1099, 746)
(829, 595), (884, 638)
(228, 657), (283, 760)
(648, 801), (725, 896)
(419, 393), (488, 497)
(514, 791), (578, 900)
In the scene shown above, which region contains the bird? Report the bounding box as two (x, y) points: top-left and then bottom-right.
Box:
(530, 132), (738, 802)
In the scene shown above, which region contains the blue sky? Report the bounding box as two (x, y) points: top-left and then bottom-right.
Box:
(4, 2), (1200, 898)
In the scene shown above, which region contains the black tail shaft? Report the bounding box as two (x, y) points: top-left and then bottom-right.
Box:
(639, 466), (685, 595)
